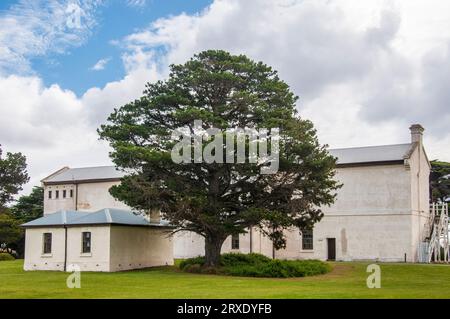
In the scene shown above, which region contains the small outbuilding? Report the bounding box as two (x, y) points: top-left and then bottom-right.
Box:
(21, 208), (174, 272)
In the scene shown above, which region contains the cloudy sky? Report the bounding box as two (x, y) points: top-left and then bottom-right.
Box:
(1, 0), (450, 195)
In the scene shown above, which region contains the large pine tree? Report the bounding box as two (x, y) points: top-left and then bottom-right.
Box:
(99, 50), (340, 266)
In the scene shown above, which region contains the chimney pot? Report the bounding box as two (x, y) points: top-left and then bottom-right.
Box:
(409, 124), (424, 144)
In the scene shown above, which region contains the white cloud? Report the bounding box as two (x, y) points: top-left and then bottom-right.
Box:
(0, 75), (109, 191)
(0, 0), (103, 75)
(0, 64), (161, 194)
(90, 57), (111, 71)
(82, 64), (160, 125)
(2, 0), (450, 196)
(119, 0), (450, 160)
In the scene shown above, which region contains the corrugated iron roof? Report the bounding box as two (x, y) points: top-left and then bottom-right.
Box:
(21, 208), (171, 228)
(42, 143), (416, 185)
(42, 166), (125, 183)
(329, 143), (415, 165)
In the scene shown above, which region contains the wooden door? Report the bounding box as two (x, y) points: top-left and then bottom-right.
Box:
(327, 238), (336, 260)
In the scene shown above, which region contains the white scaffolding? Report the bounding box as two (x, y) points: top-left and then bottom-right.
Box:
(419, 203), (449, 263)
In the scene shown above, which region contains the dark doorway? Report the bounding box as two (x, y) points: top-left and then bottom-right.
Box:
(327, 238), (336, 261)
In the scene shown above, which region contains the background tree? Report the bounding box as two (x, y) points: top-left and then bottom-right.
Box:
(0, 144), (29, 212)
(99, 50), (340, 266)
(0, 213), (22, 256)
(430, 160), (450, 203)
(10, 186), (44, 222)
(5, 186), (44, 257)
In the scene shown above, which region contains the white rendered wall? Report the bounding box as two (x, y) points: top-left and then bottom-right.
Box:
(24, 227), (67, 271)
(24, 226), (173, 272)
(66, 226), (111, 272)
(43, 184), (76, 214)
(43, 181), (130, 215)
(279, 164), (415, 261)
(173, 228), (274, 259)
(76, 182), (129, 212)
(174, 162), (429, 262)
(408, 145), (431, 261)
(109, 226), (174, 271)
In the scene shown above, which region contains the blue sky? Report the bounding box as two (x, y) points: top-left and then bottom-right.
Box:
(1, 0), (212, 96)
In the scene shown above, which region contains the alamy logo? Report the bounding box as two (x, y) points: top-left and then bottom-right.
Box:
(66, 264), (81, 289)
(171, 120), (280, 174)
(366, 264), (381, 288)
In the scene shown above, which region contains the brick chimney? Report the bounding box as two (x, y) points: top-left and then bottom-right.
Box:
(409, 124), (424, 145)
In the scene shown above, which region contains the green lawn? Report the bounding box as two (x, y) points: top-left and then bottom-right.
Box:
(1, 260), (450, 298)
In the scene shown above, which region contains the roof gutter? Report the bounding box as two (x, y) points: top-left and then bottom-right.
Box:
(42, 178), (122, 186)
(335, 160), (404, 168)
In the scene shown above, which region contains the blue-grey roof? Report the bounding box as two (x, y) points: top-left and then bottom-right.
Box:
(329, 143), (415, 165)
(21, 208), (171, 228)
(42, 166), (125, 183)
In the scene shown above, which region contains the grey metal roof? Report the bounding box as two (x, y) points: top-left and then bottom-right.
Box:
(329, 143), (415, 165)
(42, 166), (125, 183)
(42, 143), (417, 185)
(21, 208), (171, 228)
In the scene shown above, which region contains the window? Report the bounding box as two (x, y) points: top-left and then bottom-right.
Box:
(82, 232), (91, 254)
(43, 233), (52, 254)
(48, 191), (52, 199)
(231, 234), (239, 250)
(55, 190), (59, 199)
(301, 229), (313, 250)
(63, 190), (66, 198)
(70, 189), (73, 198)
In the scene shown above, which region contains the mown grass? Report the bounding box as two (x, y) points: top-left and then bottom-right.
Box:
(1, 260), (450, 298)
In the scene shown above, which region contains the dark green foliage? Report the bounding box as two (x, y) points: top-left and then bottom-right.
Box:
(226, 259), (331, 278)
(0, 253), (15, 261)
(1, 186), (43, 258)
(179, 256), (206, 270)
(9, 186), (44, 222)
(430, 160), (450, 202)
(179, 253), (331, 278)
(98, 50), (341, 266)
(0, 213), (22, 248)
(221, 252), (272, 266)
(0, 145), (29, 209)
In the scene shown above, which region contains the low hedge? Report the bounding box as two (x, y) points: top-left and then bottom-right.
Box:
(0, 253), (15, 261)
(179, 253), (331, 278)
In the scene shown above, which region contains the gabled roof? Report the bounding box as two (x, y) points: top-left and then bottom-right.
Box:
(42, 166), (125, 184)
(21, 208), (172, 228)
(329, 143), (415, 166)
(41, 143), (419, 185)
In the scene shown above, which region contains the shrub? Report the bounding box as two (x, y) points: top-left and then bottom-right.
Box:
(221, 252), (271, 266)
(223, 259), (330, 278)
(179, 256), (205, 270)
(179, 253), (331, 278)
(0, 253), (15, 261)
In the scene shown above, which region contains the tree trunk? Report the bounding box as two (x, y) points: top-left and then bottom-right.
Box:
(204, 234), (225, 267)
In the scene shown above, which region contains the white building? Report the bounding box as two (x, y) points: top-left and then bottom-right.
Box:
(23, 124), (431, 270)
(177, 124), (431, 262)
(22, 209), (174, 272)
